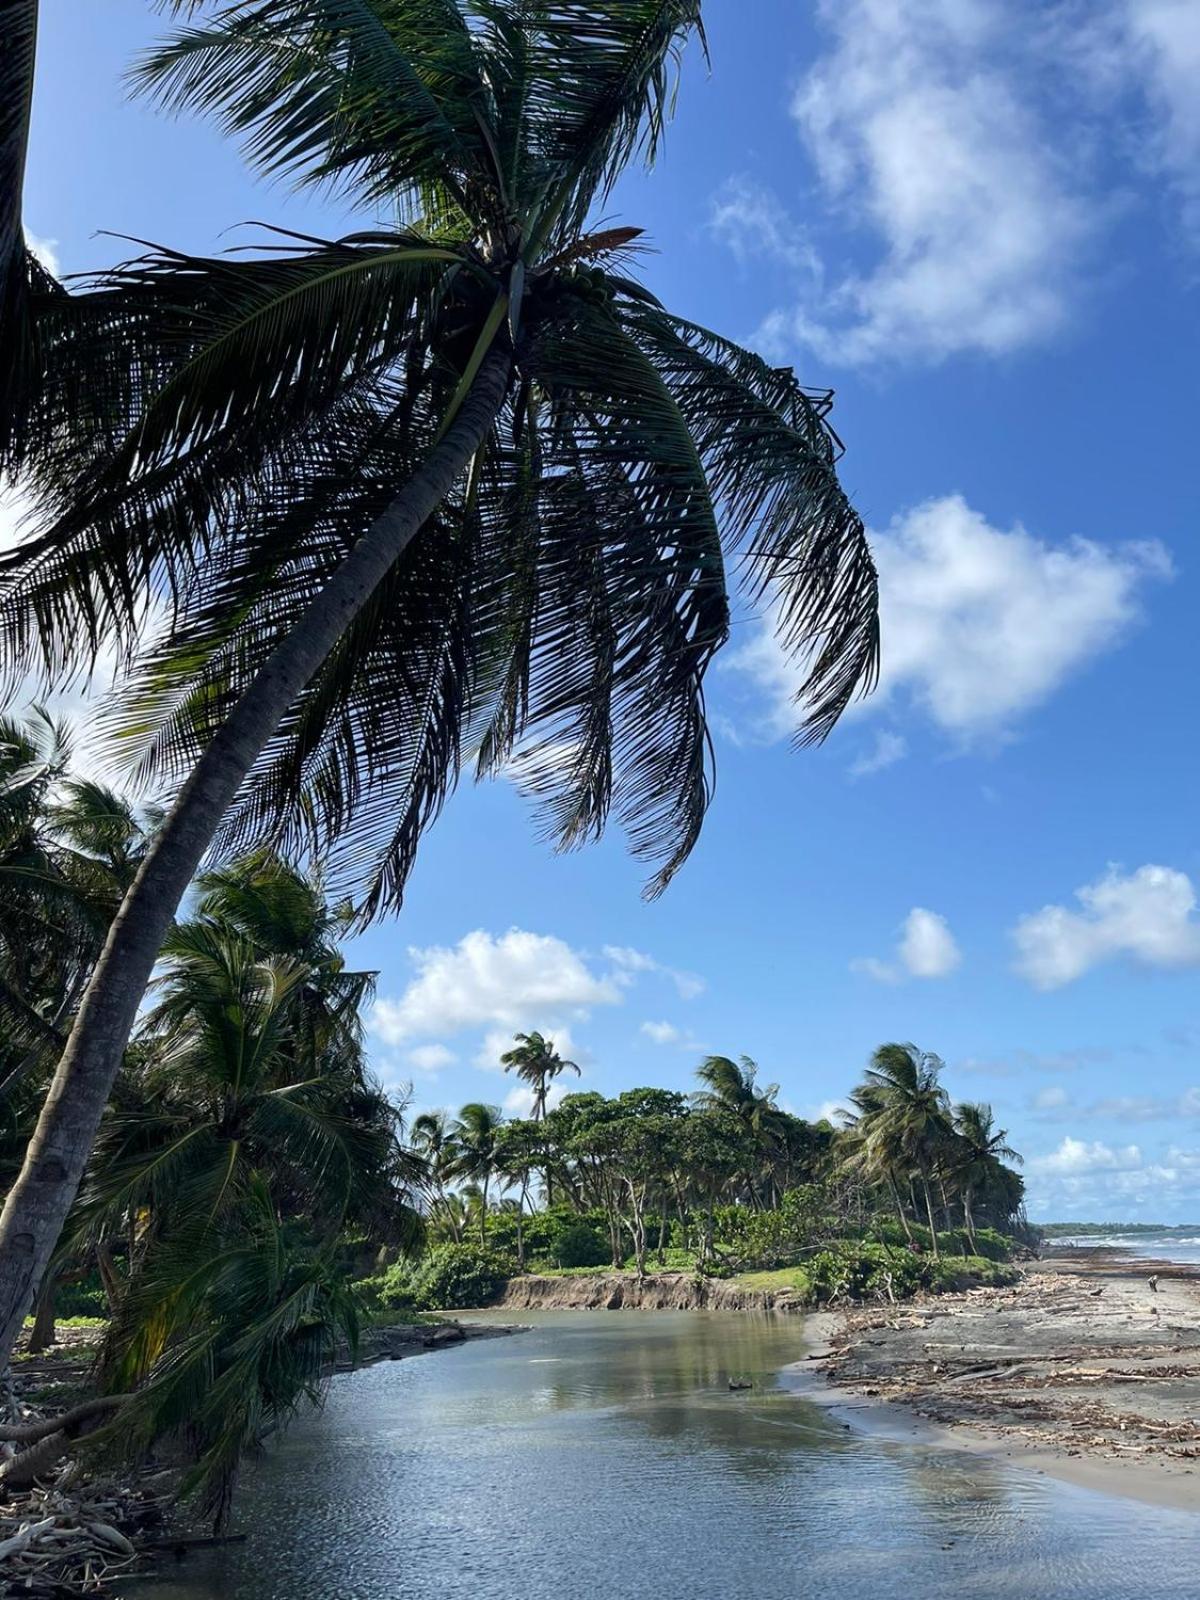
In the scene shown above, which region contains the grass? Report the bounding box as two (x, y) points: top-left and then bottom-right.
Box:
(731, 1267), (810, 1292)
(21, 1314), (107, 1330)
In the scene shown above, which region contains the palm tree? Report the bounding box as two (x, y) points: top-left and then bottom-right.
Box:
(694, 1055), (786, 1207)
(411, 1109), (454, 1208)
(0, 715), (154, 1097)
(448, 1103), (505, 1246)
(858, 1044), (952, 1259)
(840, 1080), (915, 1245)
(500, 1030), (580, 1122)
(0, 0), (879, 1364)
(952, 1102), (1020, 1249)
(72, 913), (402, 1270)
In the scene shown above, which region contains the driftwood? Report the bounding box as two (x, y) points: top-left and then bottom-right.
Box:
(0, 1396), (126, 1446)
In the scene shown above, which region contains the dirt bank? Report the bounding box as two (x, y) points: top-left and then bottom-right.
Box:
(494, 1272), (803, 1313)
(804, 1250), (1200, 1510)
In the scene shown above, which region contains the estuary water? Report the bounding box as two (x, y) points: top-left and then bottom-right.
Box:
(144, 1310), (1197, 1600)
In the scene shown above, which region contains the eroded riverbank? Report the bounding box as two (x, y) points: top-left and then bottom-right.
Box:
(803, 1249), (1200, 1511)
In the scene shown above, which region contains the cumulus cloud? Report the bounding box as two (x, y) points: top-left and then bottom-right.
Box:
(716, 2), (1200, 373)
(900, 907), (962, 978)
(1026, 1137), (1200, 1218)
(730, 495), (1170, 745)
(776, 0), (1097, 366)
(1014, 864), (1200, 989)
(854, 906), (961, 983)
(1030, 1136), (1143, 1175)
(369, 929), (621, 1045)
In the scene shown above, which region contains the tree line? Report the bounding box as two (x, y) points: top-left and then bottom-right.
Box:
(410, 1040), (1025, 1278)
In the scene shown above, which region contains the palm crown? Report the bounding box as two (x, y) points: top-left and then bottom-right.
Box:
(5, 0), (878, 918)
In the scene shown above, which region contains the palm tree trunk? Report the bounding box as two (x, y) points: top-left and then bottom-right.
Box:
(920, 1172), (940, 1260)
(26, 1272), (55, 1355)
(0, 0), (40, 463)
(0, 349), (512, 1368)
(886, 1171), (913, 1244)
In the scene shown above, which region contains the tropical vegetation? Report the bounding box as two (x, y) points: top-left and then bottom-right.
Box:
(0, 0), (879, 1374)
(386, 1046), (1028, 1307)
(0, 715), (1027, 1519)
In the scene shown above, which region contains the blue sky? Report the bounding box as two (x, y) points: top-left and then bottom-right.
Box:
(14, 0), (1200, 1220)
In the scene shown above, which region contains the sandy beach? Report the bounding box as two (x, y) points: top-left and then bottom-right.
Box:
(801, 1249), (1200, 1512)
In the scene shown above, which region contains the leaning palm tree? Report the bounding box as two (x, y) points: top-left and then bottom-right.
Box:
(500, 1030), (580, 1122)
(952, 1101), (1020, 1249)
(0, 1), (879, 1363)
(859, 1044), (952, 1259)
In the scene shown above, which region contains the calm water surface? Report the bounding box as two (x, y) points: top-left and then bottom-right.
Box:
(145, 1311), (1197, 1599)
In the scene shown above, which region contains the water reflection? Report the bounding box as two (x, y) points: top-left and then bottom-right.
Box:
(143, 1311), (1197, 1600)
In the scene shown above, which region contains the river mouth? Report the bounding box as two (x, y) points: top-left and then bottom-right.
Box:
(143, 1310), (1199, 1600)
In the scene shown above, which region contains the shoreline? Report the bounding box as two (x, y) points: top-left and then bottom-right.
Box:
(0, 1314), (522, 1593)
(791, 1248), (1200, 1514)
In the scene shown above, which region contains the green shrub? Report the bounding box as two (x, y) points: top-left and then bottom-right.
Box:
(550, 1219), (609, 1269)
(407, 1244), (512, 1310)
(57, 1280), (109, 1319)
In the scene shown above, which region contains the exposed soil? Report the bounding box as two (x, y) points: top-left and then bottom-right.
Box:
(494, 1272), (803, 1312)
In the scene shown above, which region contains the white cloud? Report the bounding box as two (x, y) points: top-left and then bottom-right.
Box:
(850, 955), (902, 985)
(1124, 0), (1200, 233)
(25, 231), (60, 278)
(806, 1099), (849, 1125)
(1025, 1134), (1200, 1219)
(641, 1020), (682, 1045)
(708, 176), (821, 275)
(639, 1019), (702, 1052)
(369, 929), (620, 1045)
(1014, 864), (1200, 989)
(603, 945), (705, 1001)
(718, 3), (1200, 371)
(848, 729), (907, 779)
(899, 907), (962, 978)
(405, 1044), (457, 1074)
(781, 0), (1096, 365)
(1032, 1085), (1070, 1111)
(1030, 1136), (1143, 1175)
(854, 905), (961, 983)
(731, 495), (1170, 744)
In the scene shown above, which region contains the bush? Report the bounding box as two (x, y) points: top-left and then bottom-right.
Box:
(551, 1220), (610, 1269)
(57, 1277), (109, 1319)
(407, 1244), (512, 1310)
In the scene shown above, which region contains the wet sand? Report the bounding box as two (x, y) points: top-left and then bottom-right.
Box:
(798, 1249), (1200, 1512)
